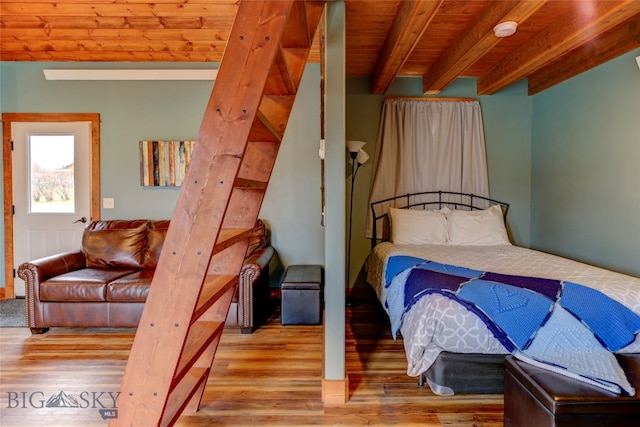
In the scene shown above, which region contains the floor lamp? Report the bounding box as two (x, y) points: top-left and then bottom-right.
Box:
(346, 140), (369, 304)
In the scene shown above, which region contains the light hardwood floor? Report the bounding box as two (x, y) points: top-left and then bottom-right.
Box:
(0, 286), (503, 426)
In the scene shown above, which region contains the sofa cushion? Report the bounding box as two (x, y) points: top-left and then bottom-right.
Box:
(40, 268), (138, 302)
(141, 220), (170, 269)
(82, 220), (148, 269)
(107, 269), (154, 302)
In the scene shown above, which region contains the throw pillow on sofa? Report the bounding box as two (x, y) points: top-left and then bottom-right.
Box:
(82, 220), (148, 269)
(142, 220), (170, 269)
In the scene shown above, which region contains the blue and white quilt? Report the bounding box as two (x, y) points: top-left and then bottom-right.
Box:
(383, 254), (640, 395)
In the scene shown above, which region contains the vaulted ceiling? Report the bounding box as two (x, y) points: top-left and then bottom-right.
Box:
(1, 1), (639, 95)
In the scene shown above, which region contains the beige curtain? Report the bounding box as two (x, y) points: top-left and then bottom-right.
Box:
(365, 97), (489, 238)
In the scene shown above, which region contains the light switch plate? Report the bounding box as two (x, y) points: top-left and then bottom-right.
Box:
(103, 198), (115, 209)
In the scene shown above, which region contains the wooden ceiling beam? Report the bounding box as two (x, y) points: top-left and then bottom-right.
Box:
(528, 15), (640, 95)
(422, 0), (549, 95)
(478, 0), (640, 95)
(370, 0), (443, 94)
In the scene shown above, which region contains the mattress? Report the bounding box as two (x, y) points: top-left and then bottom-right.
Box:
(366, 242), (640, 394)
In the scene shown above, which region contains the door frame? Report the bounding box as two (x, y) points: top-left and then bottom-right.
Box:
(2, 113), (101, 299)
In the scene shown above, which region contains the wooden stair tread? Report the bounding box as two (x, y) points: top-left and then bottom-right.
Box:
(175, 321), (225, 381)
(194, 275), (237, 320)
(162, 367), (209, 426)
(214, 228), (253, 255)
(233, 177), (268, 190)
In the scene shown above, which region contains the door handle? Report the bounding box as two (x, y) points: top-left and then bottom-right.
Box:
(73, 216), (88, 224)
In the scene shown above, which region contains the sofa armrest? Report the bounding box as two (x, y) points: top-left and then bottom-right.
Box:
(237, 246), (275, 331)
(18, 250), (87, 283)
(17, 250), (87, 329)
(243, 245), (274, 272)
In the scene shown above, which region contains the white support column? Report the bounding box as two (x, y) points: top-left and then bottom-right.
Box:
(322, 0), (348, 404)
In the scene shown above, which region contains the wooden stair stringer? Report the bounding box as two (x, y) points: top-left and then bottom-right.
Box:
(111, 1), (326, 426)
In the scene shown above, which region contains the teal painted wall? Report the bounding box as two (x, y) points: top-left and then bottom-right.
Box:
(346, 77), (532, 287)
(0, 62), (324, 288)
(531, 49), (640, 276)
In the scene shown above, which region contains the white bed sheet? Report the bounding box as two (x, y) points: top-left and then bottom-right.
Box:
(366, 242), (640, 378)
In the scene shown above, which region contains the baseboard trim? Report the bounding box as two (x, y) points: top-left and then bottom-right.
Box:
(321, 377), (349, 404)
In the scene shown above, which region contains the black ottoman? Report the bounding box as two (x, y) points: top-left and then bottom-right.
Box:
(504, 355), (640, 427)
(280, 265), (323, 325)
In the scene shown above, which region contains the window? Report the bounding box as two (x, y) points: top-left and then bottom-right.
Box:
(28, 135), (75, 213)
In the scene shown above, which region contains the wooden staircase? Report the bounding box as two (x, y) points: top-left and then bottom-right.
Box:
(111, 1), (326, 425)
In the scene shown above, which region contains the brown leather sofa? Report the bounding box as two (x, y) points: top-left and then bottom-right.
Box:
(17, 219), (275, 335)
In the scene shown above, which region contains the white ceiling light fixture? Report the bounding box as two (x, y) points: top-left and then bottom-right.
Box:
(43, 69), (218, 81)
(493, 21), (518, 38)
(636, 55), (640, 70)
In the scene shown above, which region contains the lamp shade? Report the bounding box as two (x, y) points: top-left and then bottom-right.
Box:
(346, 140), (366, 153)
(356, 149), (370, 165)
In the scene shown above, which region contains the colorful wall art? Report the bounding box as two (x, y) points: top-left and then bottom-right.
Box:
(139, 140), (195, 187)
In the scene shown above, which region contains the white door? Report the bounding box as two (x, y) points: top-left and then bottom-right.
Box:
(12, 122), (92, 297)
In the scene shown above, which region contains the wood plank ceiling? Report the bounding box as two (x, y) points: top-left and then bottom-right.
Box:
(1, 0), (639, 95)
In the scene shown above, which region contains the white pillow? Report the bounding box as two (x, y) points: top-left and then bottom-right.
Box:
(389, 207), (448, 245)
(447, 204), (510, 246)
(436, 206), (452, 215)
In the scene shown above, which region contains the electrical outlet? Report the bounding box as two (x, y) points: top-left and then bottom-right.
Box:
(103, 198), (115, 209)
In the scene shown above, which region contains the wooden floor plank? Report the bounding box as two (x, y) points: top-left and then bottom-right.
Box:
(0, 286), (504, 426)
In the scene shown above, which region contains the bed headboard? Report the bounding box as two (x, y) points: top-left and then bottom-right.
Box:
(370, 191), (509, 250)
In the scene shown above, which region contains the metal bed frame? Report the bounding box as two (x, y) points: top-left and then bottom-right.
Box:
(370, 190), (509, 250)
